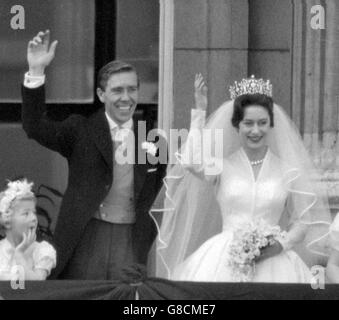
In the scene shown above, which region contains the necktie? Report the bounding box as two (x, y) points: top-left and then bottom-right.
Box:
(111, 126), (121, 142)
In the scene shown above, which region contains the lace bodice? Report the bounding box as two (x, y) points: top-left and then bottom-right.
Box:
(217, 148), (290, 230)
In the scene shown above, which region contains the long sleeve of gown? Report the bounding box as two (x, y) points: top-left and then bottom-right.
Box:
(278, 223), (308, 251)
(176, 109), (223, 181)
(278, 196), (308, 251)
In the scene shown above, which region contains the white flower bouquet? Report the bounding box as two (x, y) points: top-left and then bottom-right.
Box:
(228, 219), (286, 282)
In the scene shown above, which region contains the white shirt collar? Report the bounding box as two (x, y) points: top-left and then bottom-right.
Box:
(105, 112), (133, 131)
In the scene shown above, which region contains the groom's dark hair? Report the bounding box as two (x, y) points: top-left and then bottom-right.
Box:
(97, 60), (140, 91)
(232, 93), (274, 128)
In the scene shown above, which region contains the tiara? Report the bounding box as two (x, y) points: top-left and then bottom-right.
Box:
(229, 75), (273, 100)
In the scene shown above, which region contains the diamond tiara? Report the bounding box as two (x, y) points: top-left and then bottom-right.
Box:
(229, 75), (273, 100)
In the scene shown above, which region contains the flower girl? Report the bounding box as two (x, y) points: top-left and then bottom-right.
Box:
(0, 179), (56, 280)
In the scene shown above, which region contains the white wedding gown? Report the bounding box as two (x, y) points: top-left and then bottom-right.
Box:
(172, 148), (312, 283)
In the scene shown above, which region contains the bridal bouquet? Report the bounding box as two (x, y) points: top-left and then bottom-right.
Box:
(227, 219), (286, 282)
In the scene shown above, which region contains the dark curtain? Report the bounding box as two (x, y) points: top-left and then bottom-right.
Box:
(94, 0), (117, 111)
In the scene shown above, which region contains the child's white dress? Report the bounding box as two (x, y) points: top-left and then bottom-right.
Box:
(0, 238), (56, 279)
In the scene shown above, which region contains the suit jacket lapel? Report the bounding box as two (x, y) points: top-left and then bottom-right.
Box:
(88, 109), (113, 173)
(134, 120), (148, 201)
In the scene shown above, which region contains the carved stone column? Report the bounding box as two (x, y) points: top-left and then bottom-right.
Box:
(292, 0), (339, 207)
(171, 0), (249, 130)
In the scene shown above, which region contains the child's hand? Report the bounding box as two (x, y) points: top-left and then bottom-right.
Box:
(16, 227), (37, 253)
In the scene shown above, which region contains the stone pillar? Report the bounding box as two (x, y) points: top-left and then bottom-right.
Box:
(291, 0), (339, 202)
(158, 0), (174, 139)
(322, 0), (339, 203)
(291, 0), (304, 130)
(248, 0), (293, 113)
(172, 0), (248, 130)
(49, 0), (95, 101)
(322, 0), (339, 164)
(292, 1), (334, 147)
(303, 0), (323, 160)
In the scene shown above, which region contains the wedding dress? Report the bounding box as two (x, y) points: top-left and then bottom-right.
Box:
(150, 101), (331, 283)
(172, 147), (312, 282)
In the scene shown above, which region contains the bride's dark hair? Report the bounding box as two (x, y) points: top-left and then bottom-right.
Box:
(232, 93), (274, 128)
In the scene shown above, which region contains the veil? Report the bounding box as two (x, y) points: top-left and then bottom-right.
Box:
(149, 100), (332, 280)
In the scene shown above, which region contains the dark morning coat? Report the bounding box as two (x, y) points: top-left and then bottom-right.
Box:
(21, 85), (167, 278)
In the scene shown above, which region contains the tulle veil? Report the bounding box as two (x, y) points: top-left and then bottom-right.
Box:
(149, 100), (332, 280)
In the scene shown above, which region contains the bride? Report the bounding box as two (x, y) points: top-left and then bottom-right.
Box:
(150, 74), (331, 283)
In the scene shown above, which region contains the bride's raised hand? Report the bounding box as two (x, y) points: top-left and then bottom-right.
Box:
(194, 73), (208, 111)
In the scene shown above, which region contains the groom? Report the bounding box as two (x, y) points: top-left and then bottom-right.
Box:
(21, 30), (167, 279)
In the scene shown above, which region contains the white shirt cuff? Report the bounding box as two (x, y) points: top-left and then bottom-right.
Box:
(24, 72), (45, 88)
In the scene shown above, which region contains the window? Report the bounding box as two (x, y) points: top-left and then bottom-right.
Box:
(0, 0), (95, 104)
(115, 0), (159, 105)
(0, 0), (160, 124)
